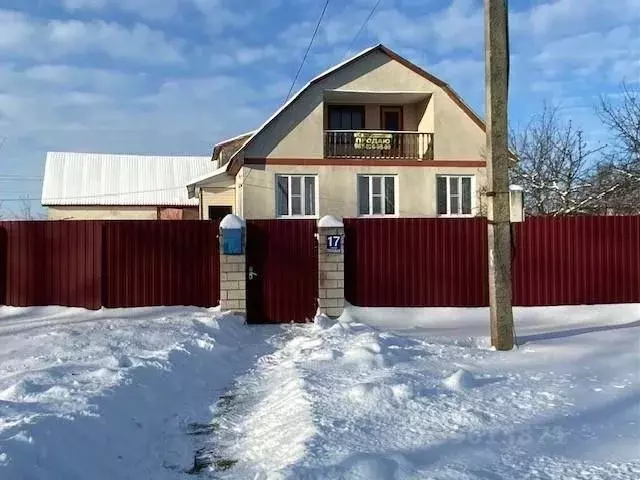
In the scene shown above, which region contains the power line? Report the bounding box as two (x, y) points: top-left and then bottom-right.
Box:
(283, 0), (330, 103)
(343, 0), (383, 59)
(0, 184), (190, 202)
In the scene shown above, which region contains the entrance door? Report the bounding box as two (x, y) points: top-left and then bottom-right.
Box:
(246, 219), (318, 323)
(208, 205), (232, 221)
(381, 106), (403, 157)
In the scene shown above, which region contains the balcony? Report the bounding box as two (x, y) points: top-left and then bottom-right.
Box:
(324, 131), (434, 160)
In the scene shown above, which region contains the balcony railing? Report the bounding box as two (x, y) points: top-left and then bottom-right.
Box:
(324, 130), (434, 160)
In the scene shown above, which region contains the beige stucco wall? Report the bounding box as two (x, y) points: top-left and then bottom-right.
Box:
(47, 206), (159, 220)
(201, 184), (236, 219)
(244, 49), (484, 160)
(241, 164), (487, 219)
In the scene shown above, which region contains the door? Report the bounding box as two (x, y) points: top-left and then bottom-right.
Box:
(326, 105), (365, 157)
(208, 205), (232, 221)
(381, 106), (403, 157)
(246, 219), (318, 323)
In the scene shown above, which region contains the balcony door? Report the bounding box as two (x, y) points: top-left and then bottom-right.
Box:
(327, 105), (365, 157)
(380, 106), (403, 131)
(328, 105), (365, 130)
(381, 106), (403, 156)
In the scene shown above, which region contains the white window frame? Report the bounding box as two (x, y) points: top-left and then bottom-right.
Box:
(275, 174), (319, 218)
(357, 174), (399, 217)
(437, 175), (475, 217)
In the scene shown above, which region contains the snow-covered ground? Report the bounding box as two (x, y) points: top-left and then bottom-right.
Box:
(1, 304), (638, 479)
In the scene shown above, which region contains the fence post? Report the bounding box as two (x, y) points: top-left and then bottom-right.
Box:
(219, 215), (247, 314)
(317, 216), (345, 318)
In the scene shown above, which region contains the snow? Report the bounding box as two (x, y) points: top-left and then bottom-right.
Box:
(220, 214), (246, 229)
(1, 304), (639, 479)
(0, 306), (280, 479)
(318, 215), (344, 228)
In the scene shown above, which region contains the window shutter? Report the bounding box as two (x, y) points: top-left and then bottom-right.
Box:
(304, 177), (315, 216)
(276, 176), (289, 216)
(384, 177), (395, 214)
(437, 177), (448, 215)
(462, 177), (472, 214)
(358, 176), (369, 215)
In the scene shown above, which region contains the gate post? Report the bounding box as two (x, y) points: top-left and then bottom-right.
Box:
(219, 215), (246, 314)
(317, 216), (345, 318)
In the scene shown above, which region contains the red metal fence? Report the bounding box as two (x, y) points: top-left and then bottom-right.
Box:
(0, 221), (103, 309)
(345, 216), (640, 307)
(344, 217), (489, 307)
(512, 216), (640, 306)
(0, 220), (220, 310)
(2, 216), (639, 312)
(103, 221), (220, 308)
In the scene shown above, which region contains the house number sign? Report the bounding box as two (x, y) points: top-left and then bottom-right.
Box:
(326, 235), (343, 253)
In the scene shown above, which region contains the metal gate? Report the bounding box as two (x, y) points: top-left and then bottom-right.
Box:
(245, 219), (318, 323)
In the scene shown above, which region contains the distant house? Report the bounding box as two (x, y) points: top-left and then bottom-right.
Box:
(187, 44), (509, 220)
(42, 152), (211, 220)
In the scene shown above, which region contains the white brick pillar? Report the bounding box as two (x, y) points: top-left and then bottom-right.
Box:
(219, 253), (246, 313)
(317, 216), (345, 318)
(219, 215), (246, 314)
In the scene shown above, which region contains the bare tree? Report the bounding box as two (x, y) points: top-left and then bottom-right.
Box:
(592, 84), (640, 214)
(10, 197), (44, 220)
(510, 104), (602, 215)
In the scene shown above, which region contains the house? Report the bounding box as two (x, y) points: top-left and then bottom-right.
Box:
(42, 152), (211, 220)
(188, 44), (498, 221)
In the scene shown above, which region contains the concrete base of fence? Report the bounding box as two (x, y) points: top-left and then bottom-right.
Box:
(317, 216), (345, 318)
(219, 253), (246, 314)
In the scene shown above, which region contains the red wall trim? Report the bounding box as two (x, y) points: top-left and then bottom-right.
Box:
(244, 158), (486, 168)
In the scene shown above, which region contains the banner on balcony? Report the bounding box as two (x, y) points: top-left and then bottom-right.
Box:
(353, 132), (393, 150)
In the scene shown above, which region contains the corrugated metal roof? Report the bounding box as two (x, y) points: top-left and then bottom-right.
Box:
(42, 152), (212, 206)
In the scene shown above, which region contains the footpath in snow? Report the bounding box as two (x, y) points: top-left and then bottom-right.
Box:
(0, 304), (639, 479)
(208, 305), (640, 479)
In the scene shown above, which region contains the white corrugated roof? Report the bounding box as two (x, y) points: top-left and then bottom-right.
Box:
(42, 152), (212, 206)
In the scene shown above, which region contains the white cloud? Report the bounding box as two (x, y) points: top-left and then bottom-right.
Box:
(531, 25), (640, 83)
(0, 10), (184, 64)
(511, 0), (640, 39)
(61, 0), (180, 20)
(58, 0), (266, 30)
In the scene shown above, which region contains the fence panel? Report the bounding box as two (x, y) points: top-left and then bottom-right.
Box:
(512, 216), (640, 306)
(103, 221), (220, 308)
(0, 221), (103, 309)
(344, 217), (489, 307)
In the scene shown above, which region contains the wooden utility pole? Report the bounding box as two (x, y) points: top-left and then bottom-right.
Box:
(485, 0), (514, 350)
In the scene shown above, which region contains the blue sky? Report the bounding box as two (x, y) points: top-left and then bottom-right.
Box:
(0, 0), (638, 215)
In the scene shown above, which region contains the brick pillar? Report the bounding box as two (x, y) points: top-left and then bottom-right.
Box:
(219, 253), (246, 313)
(317, 216), (345, 318)
(219, 214), (247, 314)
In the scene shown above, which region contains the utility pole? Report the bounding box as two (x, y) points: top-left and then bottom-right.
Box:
(485, 0), (514, 350)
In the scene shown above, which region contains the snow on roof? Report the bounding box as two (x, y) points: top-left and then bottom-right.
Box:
(42, 152), (212, 206)
(318, 215), (344, 228)
(186, 163), (231, 198)
(213, 130), (257, 148)
(220, 214), (246, 229)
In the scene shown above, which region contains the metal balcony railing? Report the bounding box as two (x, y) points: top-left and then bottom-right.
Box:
(324, 131), (434, 160)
